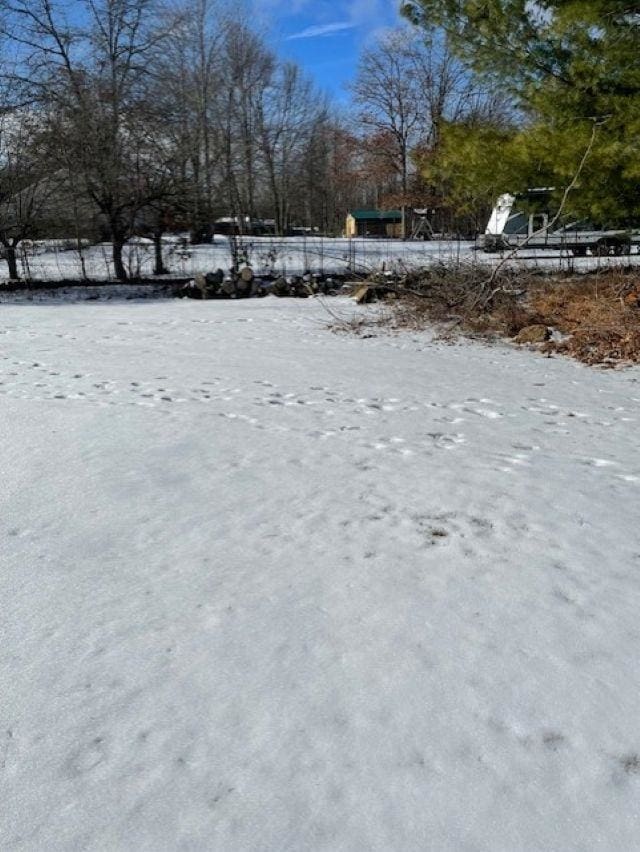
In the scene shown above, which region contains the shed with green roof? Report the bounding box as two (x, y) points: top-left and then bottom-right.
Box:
(345, 209), (403, 238)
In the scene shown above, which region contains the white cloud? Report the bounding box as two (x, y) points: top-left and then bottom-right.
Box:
(252, 0), (404, 45)
(286, 20), (355, 40)
(346, 0), (402, 30)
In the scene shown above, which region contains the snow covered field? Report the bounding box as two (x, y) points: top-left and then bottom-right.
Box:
(2, 296), (640, 850)
(3, 235), (640, 281)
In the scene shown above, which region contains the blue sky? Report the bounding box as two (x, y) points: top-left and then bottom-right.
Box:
(252, 0), (404, 99)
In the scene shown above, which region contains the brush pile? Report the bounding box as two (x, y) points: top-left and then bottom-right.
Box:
(348, 263), (640, 366)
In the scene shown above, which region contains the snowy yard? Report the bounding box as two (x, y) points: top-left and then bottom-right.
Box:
(3, 235), (640, 281)
(2, 296), (640, 850)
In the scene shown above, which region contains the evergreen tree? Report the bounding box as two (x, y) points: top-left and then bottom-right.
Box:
(402, 1), (640, 222)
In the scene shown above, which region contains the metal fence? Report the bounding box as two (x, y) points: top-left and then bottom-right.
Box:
(3, 235), (639, 282)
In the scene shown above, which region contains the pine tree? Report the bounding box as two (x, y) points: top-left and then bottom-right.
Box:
(402, 1), (640, 222)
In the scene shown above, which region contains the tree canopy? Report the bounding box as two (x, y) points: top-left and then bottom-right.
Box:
(402, 0), (640, 223)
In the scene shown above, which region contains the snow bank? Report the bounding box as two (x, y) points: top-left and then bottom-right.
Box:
(2, 298), (640, 850)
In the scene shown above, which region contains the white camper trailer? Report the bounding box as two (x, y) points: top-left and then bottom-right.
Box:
(483, 189), (639, 256)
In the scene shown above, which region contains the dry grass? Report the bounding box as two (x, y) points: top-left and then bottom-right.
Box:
(341, 264), (640, 367)
(531, 273), (640, 365)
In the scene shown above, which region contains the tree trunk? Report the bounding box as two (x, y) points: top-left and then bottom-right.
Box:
(401, 149), (409, 240)
(112, 237), (128, 282)
(153, 231), (168, 276)
(6, 244), (19, 281)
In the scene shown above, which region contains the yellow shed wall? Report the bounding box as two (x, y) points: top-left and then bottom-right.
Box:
(345, 215), (357, 238)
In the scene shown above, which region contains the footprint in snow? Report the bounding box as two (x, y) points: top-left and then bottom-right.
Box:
(581, 458), (617, 468)
(67, 736), (107, 776)
(414, 512), (494, 547)
(427, 432), (466, 449)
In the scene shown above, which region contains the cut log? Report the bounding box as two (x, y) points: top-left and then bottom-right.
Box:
(221, 278), (237, 297)
(272, 277), (289, 297)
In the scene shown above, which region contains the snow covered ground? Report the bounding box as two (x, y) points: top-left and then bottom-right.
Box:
(3, 235), (640, 281)
(2, 296), (640, 850)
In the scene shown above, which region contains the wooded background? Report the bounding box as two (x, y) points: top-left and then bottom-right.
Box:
(0, 0), (637, 279)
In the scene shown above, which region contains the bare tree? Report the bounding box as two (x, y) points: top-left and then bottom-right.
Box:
(221, 20), (273, 221)
(0, 0), (377, 274)
(158, 6), (274, 241)
(131, 122), (188, 275)
(3, 0), (171, 280)
(407, 31), (476, 151)
(257, 62), (325, 235)
(352, 28), (496, 237)
(0, 108), (62, 279)
(158, 0), (228, 242)
(352, 30), (427, 237)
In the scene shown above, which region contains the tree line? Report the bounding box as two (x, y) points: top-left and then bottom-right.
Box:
(0, 0), (513, 281)
(0, 0), (353, 279)
(3, 0), (631, 282)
